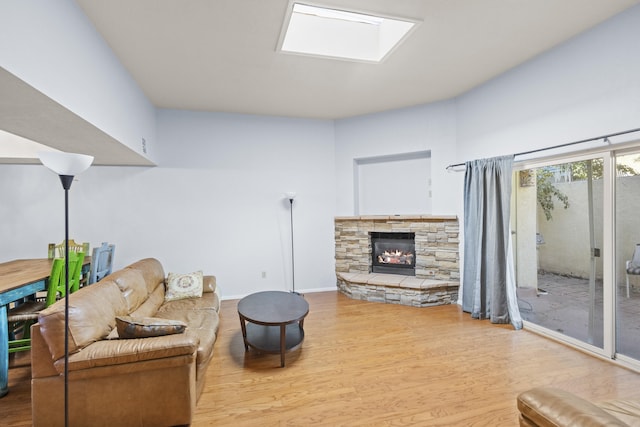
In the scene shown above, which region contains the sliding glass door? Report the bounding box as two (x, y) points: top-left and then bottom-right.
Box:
(514, 156), (604, 349)
(513, 147), (640, 366)
(615, 151), (640, 360)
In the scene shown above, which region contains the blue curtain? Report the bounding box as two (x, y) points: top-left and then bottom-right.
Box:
(462, 155), (522, 330)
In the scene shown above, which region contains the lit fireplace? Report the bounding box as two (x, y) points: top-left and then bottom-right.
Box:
(370, 232), (416, 276)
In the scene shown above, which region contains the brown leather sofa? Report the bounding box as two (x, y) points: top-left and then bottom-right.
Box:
(517, 387), (640, 426)
(30, 258), (221, 427)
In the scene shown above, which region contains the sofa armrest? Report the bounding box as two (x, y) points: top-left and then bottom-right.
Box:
(31, 323), (59, 378)
(517, 387), (628, 427)
(203, 275), (216, 293)
(53, 331), (199, 373)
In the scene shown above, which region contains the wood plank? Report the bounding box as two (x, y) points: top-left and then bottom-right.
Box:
(0, 257), (92, 294)
(193, 292), (640, 426)
(2, 291), (640, 426)
(0, 259), (53, 293)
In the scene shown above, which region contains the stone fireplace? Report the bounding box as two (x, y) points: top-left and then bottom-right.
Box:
(335, 215), (459, 307)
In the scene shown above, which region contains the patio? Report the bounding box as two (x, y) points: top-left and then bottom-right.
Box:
(517, 272), (640, 358)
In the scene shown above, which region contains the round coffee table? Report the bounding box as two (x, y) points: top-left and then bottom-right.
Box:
(237, 291), (309, 367)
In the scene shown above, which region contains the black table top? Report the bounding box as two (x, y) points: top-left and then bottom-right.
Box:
(237, 291), (309, 325)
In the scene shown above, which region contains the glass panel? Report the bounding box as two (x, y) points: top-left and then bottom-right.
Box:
(515, 158), (604, 348)
(615, 152), (640, 358)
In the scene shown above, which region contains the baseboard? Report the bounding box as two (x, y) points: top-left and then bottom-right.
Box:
(221, 286), (338, 301)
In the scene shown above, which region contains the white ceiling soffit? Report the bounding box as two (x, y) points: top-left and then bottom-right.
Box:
(75, 0), (640, 120)
(0, 67), (154, 166)
(0, 129), (59, 164)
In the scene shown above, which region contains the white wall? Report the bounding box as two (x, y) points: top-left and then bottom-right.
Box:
(156, 110), (337, 297)
(2, 3), (640, 302)
(334, 100), (461, 216)
(0, 111), (337, 299)
(535, 175), (640, 284)
(455, 4), (640, 166)
(0, 0), (157, 161)
(356, 153), (432, 215)
(451, 4), (640, 302)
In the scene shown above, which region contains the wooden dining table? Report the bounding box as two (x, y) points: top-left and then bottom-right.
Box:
(0, 258), (90, 398)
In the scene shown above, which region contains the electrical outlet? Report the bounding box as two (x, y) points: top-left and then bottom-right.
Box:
(261, 271), (267, 279)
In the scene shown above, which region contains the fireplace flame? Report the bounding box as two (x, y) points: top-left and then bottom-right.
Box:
(378, 250), (414, 265)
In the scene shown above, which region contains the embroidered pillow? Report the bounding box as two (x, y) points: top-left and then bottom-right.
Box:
(165, 270), (203, 302)
(115, 316), (187, 339)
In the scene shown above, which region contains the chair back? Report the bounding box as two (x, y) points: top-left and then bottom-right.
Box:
(89, 242), (116, 284)
(631, 244), (640, 268)
(45, 256), (79, 306)
(8, 256), (81, 354)
(55, 239), (85, 257)
(69, 251), (86, 292)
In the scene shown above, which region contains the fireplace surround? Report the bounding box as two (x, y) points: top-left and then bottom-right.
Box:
(335, 215), (459, 307)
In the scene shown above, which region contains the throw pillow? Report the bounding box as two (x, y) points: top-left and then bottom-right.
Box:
(106, 327), (119, 340)
(115, 316), (187, 339)
(165, 270), (204, 302)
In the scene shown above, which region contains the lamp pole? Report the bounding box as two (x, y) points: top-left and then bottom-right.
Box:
(285, 192), (297, 294)
(39, 152), (93, 427)
(60, 175), (72, 427)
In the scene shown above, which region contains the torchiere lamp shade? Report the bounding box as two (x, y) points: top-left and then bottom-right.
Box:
(38, 151), (94, 176)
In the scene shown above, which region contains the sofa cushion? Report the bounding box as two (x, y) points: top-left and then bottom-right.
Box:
(130, 284), (166, 318)
(38, 281), (127, 360)
(127, 258), (166, 294)
(61, 331), (199, 371)
(165, 271), (203, 302)
(158, 291), (220, 313)
(115, 316), (187, 339)
(203, 275), (217, 293)
(112, 269), (149, 313)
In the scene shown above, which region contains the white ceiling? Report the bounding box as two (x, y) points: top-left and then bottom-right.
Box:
(76, 0), (640, 120)
(2, 1), (639, 166)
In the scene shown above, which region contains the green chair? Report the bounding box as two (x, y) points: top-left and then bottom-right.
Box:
(7, 254), (80, 354)
(41, 252), (82, 306)
(69, 251), (85, 294)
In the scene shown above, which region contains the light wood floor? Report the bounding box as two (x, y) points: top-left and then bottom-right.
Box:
(4, 291), (640, 426)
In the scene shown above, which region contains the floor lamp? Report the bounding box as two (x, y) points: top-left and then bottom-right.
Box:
(285, 192), (297, 294)
(39, 151), (93, 427)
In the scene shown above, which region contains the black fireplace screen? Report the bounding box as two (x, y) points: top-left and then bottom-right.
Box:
(370, 232), (416, 276)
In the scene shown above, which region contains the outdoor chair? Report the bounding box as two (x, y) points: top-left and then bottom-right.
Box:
(626, 243), (640, 298)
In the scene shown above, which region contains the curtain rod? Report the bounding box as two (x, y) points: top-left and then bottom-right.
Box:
(445, 127), (640, 170)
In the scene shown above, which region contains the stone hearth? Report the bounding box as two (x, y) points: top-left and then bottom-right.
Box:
(335, 215), (460, 307)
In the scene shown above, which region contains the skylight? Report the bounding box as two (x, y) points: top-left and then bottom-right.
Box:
(279, 3), (418, 63)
